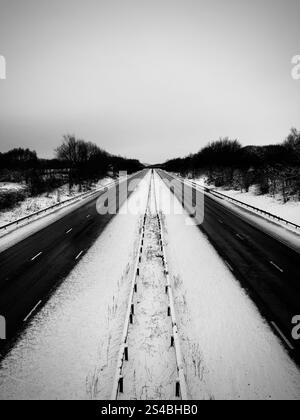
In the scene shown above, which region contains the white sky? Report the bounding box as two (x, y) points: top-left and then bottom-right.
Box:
(0, 0), (299, 163)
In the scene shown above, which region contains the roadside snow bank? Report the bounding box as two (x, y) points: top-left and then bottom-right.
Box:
(191, 177), (300, 229)
(185, 176), (300, 253)
(0, 182), (26, 192)
(213, 187), (300, 227)
(0, 176), (126, 254)
(0, 178), (114, 228)
(0, 172), (150, 400)
(154, 172), (300, 400)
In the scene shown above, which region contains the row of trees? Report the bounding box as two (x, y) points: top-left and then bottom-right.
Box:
(0, 135), (143, 200)
(163, 128), (300, 203)
(55, 135), (142, 190)
(0, 148), (38, 170)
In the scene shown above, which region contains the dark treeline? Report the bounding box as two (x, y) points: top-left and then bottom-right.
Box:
(164, 128), (300, 203)
(0, 135), (143, 209)
(55, 135), (143, 191)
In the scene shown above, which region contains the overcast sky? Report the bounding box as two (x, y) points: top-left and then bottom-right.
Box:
(0, 0), (299, 163)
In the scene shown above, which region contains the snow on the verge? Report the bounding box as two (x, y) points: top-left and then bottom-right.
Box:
(192, 177), (300, 228)
(0, 179), (109, 227)
(215, 187), (300, 227)
(187, 177), (300, 253)
(154, 172), (300, 400)
(119, 176), (177, 400)
(0, 172), (150, 400)
(0, 182), (26, 193)
(0, 177), (123, 254)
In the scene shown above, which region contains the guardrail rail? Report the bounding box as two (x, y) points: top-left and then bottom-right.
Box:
(0, 172), (143, 234)
(170, 173), (300, 231)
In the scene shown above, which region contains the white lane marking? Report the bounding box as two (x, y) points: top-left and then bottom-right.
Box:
(271, 321), (294, 350)
(225, 260), (234, 272)
(270, 261), (284, 273)
(31, 252), (43, 262)
(66, 228), (73, 234)
(86, 214), (91, 219)
(218, 219), (224, 224)
(23, 300), (42, 322)
(236, 233), (244, 241)
(75, 251), (84, 260)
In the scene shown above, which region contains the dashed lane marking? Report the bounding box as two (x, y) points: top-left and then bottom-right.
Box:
(75, 251), (84, 261)
(31, 252), (43, 262)
(23, 300), (42, 322)
(271, 321), (294, 350)
(236, 233), (244, 241)
(270, 261), (284, 273)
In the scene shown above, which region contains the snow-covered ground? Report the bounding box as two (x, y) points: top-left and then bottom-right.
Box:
(215, 187), (300, 227)
(119, 176), (177, 400)
(0, 170), (299, 400)
(0, 172), (150, 400)
(192, 177), (300, 228)
(0, 177), (126, 253)
(0, 182), (27, 193)
(185, 175), (300, 254)
(0, 177), (114, 228)
(154, 172), (300, 400)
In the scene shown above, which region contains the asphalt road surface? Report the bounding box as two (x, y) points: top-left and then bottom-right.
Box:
(0, 170), (146, 355)
(1, 168), (299, 365)
(157, 169), (300, 363)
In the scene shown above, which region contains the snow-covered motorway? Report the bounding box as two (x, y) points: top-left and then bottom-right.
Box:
(0, 169), (299, 400)
(0, 171), (147, 356)
(158, 170), (300, 362)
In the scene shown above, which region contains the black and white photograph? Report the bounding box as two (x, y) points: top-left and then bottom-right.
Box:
(0, 0), (300, 406)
